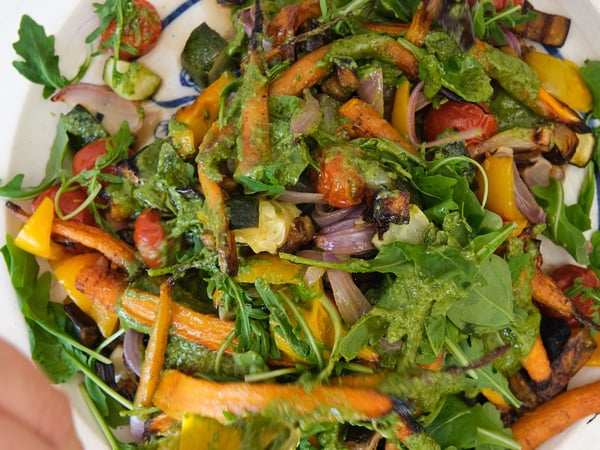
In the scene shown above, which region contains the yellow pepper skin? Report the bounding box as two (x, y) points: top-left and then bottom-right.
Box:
(14, 197), (64, 260)
(174, 71), (236, 152)
(52, 253), (120, 336)
(391, 79), (410, 137)
(479, 153), (528, 234)
(524, 51), (592, 113)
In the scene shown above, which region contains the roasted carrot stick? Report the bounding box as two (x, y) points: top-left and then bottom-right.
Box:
(269, 43), (332, 97)
(235, 48), (271, 181)
(152, 369), (393, 422)
(532, 268), (600, 330)
(120, 288), (235, 354)
(135, 280), (174, 409)
(338, 98), (418, 154)
(470, 40), (588, 132)
(74, 262), (127, 313)
(270, 33), (419, 97)
(6, 201), (138, 272)
(266, 0), (321, 47)
(522, 333), (552, 384)
(510, 379), (600, 450)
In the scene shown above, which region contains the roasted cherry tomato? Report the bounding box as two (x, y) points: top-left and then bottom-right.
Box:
(133, 209), (167, 268)
(32, 185), (95, 225)
(315, 146), (366, 208)
(550, 264), (600, 324)
(72, 139), (119, 176)
(423, 101), (498, 146)
(100, 0), (162, 60)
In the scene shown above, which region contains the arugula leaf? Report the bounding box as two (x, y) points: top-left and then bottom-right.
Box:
(1, 236), (77, 382)
(0, 115), (70, 199)
(447, 254), (514, 332)
(427, 395), (520, 449)
(12, 15), (90, 98)
(581, 59), (600, 118)
(472, 1), (537, 46)
(533, 177), (590, 265)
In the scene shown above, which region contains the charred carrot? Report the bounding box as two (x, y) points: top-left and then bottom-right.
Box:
(470, 40), (588, 132)
(152, 369), (393, 422)
(270, 33), (419, 97)
(197, 163), (238, 276)
(6, 201), (138, 272)
(338, 98), (418, 154)
(120, 288), (235, 354)
(266, 0), (321, 47)
(269, 44), (332, 97)
(532, 269), (600, 330)
(134, 281), (174, 408)
(522, 333), (552, 384)
(511, 379), (600, 450)
(234, 48), (271, 182)
(363, 22), (410, 36)
(74, 262), (127, 313)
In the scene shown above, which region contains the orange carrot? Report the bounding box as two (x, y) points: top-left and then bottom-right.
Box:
(338, 98), (418, 154)
(266, 0), (322, 47)
(152, 370), (393, 422)
(7, 201), (138, 271)
(532, 269), (600, 330)
(120, 288), (235, 354)
(511, 379), (600, 450)
(269, 43), (332, 97)
(522, 333), (552, 384)
(74, 262), (127, 313)
(134, 280), (174, 408)
(235, 48), (271, 181)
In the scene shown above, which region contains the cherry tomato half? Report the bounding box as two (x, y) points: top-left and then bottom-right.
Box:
(133, 209), (167, 268)
(315, 147), (366, 208)
(423, 101), (498, 146)
(100, 0), (162, 60)
(72, 139), (120, 177)
(550, 264), (600, 324)
(32, 185), (96, 225)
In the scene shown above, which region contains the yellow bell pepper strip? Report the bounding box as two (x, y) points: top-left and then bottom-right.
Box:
(470, 40), (588, 132)
(52, 253), (120, 336)
(478, 152), (528, 234)
(179, 413), (244, 450)
(152, 369), (394, 422)
(13, 197), (65, 260)
(174, 71), (236, 153)
(134, 280), (174, 409)
(234, 253), (305, 285)
(524, 51), (592, 113)
(390, 79), (411, 138)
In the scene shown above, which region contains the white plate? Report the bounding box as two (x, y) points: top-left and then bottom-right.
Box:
(1, 1), (600, 448)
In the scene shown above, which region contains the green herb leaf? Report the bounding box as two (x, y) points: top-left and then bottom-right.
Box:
(533, 177), (590, 265)
(580, 59), (600, 118)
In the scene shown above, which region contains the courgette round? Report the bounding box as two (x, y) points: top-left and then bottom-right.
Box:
(103, 58), (161, 100)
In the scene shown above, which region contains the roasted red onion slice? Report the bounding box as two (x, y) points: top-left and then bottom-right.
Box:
(357, 67), (384, 117)
(315, 224), (376, 254)
(290, 91), (322, 134)
(513, 160), (547, 224)
(123, 328), (144, 377)
(52, 83), (143, 133)
(278, 190), (325, 204)
(312, 204), (365, 228)
(407, 80), (425, 146)
(326, 265), (372, 324)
